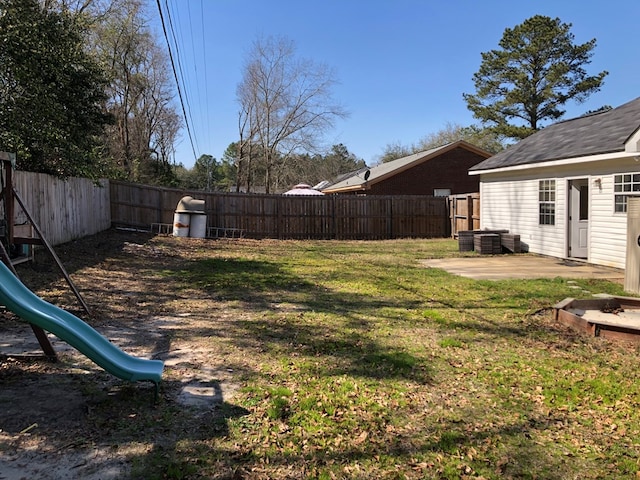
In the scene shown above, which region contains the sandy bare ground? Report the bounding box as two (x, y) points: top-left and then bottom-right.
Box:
(0, 230), (245, 479)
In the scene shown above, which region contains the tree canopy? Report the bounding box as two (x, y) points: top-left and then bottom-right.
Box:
(463, 15), (608, 140)
(210, 142), (364, 193)
(0, 0), (111, 178)
(174, 154), (230, 192)
(378, 123), (505, 163)
(0, 0), (180, 184)
(92, 0), (181, 184)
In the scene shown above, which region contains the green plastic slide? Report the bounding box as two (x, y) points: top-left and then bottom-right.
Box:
(0, 260), (163, 385)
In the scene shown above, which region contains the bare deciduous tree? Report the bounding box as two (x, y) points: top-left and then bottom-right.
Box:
(91, 0), (180, 183)
(236, 35), (348, 193)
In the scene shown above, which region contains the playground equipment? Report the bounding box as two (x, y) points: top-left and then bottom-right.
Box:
(0, 153), (163, 389)
(0, 260), (164, 385)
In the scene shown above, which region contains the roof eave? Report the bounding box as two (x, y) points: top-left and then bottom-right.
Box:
(322, 184), (367, 194)
(469, 150), (631, 176)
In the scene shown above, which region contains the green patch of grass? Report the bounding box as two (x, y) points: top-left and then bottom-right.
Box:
(439, 337), (464, 348)
(266, 386), (293, 420)
(423, 308), (450, 325)
(433, 430), (466, 454)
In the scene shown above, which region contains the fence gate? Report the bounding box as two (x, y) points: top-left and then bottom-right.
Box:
(449, 193), (480, 237)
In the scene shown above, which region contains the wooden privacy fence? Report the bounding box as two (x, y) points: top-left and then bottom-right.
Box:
(11, 172), (111, 246)
(110, 181), (449, 240)
(449, 192), (480, 237)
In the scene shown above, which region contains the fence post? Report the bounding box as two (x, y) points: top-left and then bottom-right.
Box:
(388, 197), (393, 239)
(276, 194), (280, 239)
(447, 195), (458, 238)
(158, 187), (164, 224)
(467, 194), (474, 231)
(331, 195), (336, 239)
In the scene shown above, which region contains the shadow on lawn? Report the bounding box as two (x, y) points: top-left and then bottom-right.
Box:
(87, 379), (251, 479)
(0, 368), (575, 480)
(0, 346), (251, 480)
(16, 229), (158, 277)
(133, 406), (571, 479)
(172, 255), (564, 384)
(178, 256), (433, 384)
(237, 315), (432, 383)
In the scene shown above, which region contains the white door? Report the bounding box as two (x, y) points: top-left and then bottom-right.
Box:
(569, 179), (588, 258)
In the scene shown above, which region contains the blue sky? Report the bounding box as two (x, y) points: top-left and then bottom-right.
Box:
(154, 0), (639, 169)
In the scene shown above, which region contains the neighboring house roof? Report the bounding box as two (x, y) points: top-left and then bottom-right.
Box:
(470, 97), (640, 173)
(322, 140), (490, 194)
(323, 166), (371, 190)
(283, 184), (325, 196)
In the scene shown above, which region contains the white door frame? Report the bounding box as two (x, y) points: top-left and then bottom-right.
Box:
(568, 178), (589, 259)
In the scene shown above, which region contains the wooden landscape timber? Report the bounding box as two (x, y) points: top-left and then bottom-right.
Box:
(554, 296), (640, 344)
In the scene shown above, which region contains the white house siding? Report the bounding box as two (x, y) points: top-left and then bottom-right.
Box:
(480, 170), (566, 259)
(478, 157), (640, 269)
(587, 158), (640, 269)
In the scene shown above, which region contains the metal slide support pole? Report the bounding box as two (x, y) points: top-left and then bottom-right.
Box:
(0, 239), (58, 361)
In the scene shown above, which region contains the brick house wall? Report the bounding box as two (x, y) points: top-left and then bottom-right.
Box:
(364, 146), (483, 196)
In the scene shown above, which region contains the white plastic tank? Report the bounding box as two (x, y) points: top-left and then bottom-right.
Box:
(190, 213), (207, 238)
(173, 212), (190, 237)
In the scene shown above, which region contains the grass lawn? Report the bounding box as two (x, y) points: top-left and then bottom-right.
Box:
(6, 233), (640, 479)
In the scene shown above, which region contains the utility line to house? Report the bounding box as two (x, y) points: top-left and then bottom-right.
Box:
(156, 0), (198, 163)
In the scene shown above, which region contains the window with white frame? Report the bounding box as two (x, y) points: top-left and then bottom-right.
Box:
(614, 173), (640, 213)
(539, 179), (555, 225)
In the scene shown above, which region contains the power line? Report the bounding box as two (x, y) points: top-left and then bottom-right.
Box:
(155, 0), (197, 163)
(184, 0), (204, 146)
(200, 0), (211, 142)
(164, 0), (200, 154)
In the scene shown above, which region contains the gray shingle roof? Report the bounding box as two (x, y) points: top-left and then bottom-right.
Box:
(470, 97), (640, 172)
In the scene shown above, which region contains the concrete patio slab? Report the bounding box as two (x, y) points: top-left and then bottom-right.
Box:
(421, 255), (625, 282)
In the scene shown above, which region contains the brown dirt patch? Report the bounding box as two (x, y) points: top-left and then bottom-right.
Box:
(0, 229), (247, 479)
